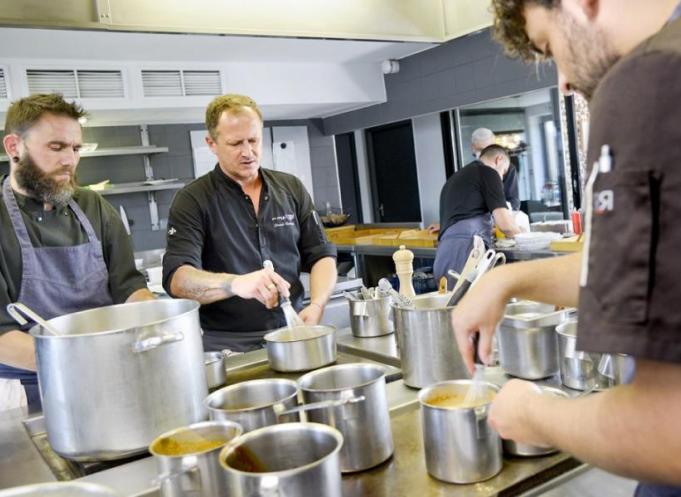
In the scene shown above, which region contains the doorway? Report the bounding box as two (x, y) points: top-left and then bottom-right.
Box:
(334, 132), (363, 224)
(365, 120), (422, 223)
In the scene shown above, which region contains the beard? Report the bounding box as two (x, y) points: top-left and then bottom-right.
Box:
(14, 152), (77, 208)
(559, 13), (620, 101)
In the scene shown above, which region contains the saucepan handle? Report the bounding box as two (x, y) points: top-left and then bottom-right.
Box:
(274, 395), (365, 418)
(133, 330), (184, 353)
(154, 465), (201, 495)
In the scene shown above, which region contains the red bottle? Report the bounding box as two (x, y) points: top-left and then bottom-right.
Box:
(571, 211), (583, 235)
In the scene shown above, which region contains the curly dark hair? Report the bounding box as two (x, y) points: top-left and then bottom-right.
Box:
(491, 0), (560, 61)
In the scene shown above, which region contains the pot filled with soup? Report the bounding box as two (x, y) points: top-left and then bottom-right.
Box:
(418, 380), (502, 484)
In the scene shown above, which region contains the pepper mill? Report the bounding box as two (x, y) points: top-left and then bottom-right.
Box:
(392, 244), (416, 298)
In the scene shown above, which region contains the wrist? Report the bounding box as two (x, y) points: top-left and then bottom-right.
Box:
(223, 274), (236, 297)
(309, 301), (324, 310)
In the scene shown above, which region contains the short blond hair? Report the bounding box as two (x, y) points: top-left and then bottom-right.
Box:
(205, 94), (263, 139)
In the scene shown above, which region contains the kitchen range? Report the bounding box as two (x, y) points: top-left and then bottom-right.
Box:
(0, 287), (620, 497)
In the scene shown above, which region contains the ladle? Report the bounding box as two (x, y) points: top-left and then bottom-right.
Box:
(7, 302), (62, 336)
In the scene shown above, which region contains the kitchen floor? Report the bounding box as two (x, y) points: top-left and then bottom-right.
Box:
(540, 468), (638, 496)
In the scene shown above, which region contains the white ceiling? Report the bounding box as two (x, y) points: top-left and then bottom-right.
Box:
(0, 27), (437, 123)
(0, 27), (434, 64)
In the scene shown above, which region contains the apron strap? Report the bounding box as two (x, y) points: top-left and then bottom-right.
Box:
(2, 178), (35, 250)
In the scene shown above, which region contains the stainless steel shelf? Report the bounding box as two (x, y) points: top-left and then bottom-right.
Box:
(0, 146), (169, 162)
(95, 181), (185, 196)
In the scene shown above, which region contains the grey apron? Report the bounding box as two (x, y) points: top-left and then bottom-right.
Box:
(0, 179), (113, 411)
(433, 214), (493, 287)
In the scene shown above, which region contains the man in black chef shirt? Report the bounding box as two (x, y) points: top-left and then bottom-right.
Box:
(0, 94), (154, 411)
(433, 145), (522, 285)
(471, 128), (521, 211)
(163, 94), (337, 353)
(451, 0), (681, 494)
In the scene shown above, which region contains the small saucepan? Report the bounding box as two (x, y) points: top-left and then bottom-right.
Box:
(263, 325), (336, 372)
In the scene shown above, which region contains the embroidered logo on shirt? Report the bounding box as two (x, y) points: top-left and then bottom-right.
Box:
(272, 214), (295, 228)
(168, 227), (177, 236)
(595, 190), (614, 214)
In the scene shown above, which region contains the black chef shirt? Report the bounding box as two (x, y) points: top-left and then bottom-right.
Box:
(163, 165), (337, 333)
(438, 161), (508, 238)
(0, 180), (147, 334)
(577, 15), (681, 363)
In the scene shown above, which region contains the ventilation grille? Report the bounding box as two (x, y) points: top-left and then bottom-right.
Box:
(77, 70), (124, 98)
(142, 70), (183, 97)
(142, 69), (221, 97)
(26, 69), (124, 98)
(0, 69), (7, 99)
(183, 71), (221, 96)
(27, 70), (77, 97)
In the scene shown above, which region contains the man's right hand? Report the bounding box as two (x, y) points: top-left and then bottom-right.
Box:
(451, 267), (510, 375)
(231, 268), (291, 309)
(427, 223), (440, 234)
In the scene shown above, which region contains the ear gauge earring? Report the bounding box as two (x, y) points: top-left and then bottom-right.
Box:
(12, 157), (19, 163)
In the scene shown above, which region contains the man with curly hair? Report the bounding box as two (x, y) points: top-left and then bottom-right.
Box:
(452, 1), (681, 495)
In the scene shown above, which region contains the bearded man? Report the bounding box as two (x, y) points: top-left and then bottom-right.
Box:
(0, 93), (154, 411)
(451, 1), (681, 495)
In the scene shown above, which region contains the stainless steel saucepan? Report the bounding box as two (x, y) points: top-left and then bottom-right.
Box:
(264, 325), (336, 372)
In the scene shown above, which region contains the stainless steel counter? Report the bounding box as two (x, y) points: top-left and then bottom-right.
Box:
(336, 243), (564, 270)
(341, 409), (580, 497)
(0, 337), (586, 496)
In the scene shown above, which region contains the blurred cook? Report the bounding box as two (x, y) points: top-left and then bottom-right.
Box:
(163, 94), (337, 353)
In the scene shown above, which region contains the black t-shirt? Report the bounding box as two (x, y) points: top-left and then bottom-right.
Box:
(503, 163), (521, 211)
(0, 180), (147, 334)
(577, 16), (681, 363)
(439, 161), (508, 237)
(163, 165), (337, 333)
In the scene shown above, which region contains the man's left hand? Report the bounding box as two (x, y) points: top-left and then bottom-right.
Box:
(299, 303), (324, 325)
(488, 379), (551, 448)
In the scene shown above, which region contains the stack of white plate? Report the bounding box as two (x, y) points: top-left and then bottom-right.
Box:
(514, 232), (562, 251)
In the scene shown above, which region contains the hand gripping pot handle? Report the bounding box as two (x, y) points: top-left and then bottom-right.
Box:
(132, 328), (185, 353)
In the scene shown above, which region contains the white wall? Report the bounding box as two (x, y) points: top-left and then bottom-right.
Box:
(353, 129), (374, 223)
(412, 113), (446, 226)
(271, 126), (314, 201)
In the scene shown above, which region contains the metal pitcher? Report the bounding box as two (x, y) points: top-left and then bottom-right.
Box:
(555, 318), (634, 390)
(418, 380), (502, 484)
(392, 292), (468, 388)
(220, 422), (343, 497)
(204, 379), (300, 432)
(150, 420), (243, 497)
(298, 363), (393, 472)
(347, 293), (394, 338)
(497, 301), (570, 380)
